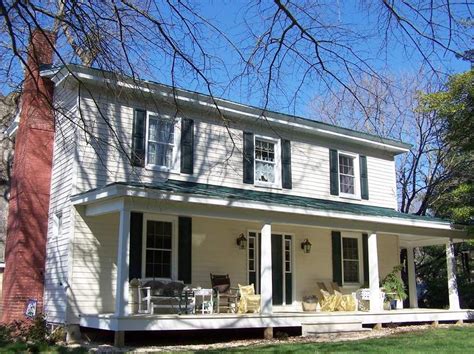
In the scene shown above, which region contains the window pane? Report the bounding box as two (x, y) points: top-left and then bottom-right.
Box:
(149, 116), (174, 143)
(339, 174), (355, 194)
(148, 142), (173, 167)
(343, 260), (359, 283)
(255, 161), (275, 183)
(343, 238), (359, 260)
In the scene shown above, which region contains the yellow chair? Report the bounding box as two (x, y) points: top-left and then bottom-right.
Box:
(237, 284), (261, 314)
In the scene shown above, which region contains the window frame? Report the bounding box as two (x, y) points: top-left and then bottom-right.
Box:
(340, 232), (364, 286)
(141, 214), (178, 281)
(337, 151), (360, 199)
(144, 111), (181, 172)
(254, 135), (281, 188)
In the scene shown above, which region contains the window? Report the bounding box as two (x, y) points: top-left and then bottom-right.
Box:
(339, 154), (355, 195)
(284, 238), (292, 273)
(342, 236), (360, 284)
(147, 115), (176, 169)
(254, 137), (280, 186)
(144, 220), (173, 278)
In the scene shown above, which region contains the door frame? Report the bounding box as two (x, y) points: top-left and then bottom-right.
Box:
(246, 229), (295, 306)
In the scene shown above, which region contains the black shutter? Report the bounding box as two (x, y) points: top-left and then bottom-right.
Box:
(281, 139), (292, 189)
(180, 118), (194, 174)
(243, 132), (254, 184)
(362, 233), (369, 285)
(329, 149), (339, 196)
(131, 109), (146, 167)
(332, 231), (342, 286)
(178, 217), (192, 284)
(360, 155), (369, 200)
(129, 212), (143, 280)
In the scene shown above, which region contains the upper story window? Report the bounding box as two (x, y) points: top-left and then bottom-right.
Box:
(144, 113), (180, 171)
(147, 115), (175, 168)
(339, 154), (355, 195)
(341, 234), (362, 285)
(254, 136), (281, 187)
(337, 152), (360, 198)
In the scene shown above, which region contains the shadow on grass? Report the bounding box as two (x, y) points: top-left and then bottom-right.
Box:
(201, 326), (474, 353)
(0, 341), (87, 353)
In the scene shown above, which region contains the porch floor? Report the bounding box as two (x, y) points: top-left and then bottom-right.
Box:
(80, 308), (473, 332)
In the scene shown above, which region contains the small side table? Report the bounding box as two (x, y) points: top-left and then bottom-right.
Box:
(193, 288), (214, 314)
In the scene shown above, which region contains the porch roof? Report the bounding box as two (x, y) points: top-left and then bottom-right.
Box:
(74, 179), (447, 223)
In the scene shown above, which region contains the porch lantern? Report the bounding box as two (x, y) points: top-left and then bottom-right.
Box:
(236, 233), (247, 249)
(301, 239), (312, 254)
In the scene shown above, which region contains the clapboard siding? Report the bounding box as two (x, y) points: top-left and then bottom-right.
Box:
(67, 209), (119, 322)
(43, 82), (79, 324)
(73, 87), (398, 209)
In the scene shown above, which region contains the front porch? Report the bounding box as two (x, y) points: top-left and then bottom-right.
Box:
(68, 181), (471, 345)
(80, 308), (473, 332)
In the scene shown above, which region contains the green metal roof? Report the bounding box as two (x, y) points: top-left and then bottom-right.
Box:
(81, 179), (448, 224)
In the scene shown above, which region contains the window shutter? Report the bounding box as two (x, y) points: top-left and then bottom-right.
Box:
(360, 155), (369, 200)
(129, 212), (143, 280)
(243, 132), (254, 184)
(332, 231), (342, 286)
(180, 118), (194, 174)
(329, 149), (339, 196)
(281, 139), (292, 189)
(178, 216), (192, 284)
(362, 233), (369, 285)
(131, 109), (146, 167)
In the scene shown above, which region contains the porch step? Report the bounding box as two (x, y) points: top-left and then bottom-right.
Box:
(301, 320), (366, 336)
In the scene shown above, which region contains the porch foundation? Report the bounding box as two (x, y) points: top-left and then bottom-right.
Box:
(114, 331), (125, 347)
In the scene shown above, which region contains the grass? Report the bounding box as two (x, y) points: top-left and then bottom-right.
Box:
(203, 326), (474, 353)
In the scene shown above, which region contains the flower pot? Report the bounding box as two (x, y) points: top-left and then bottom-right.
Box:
(302, 302), (317, 311)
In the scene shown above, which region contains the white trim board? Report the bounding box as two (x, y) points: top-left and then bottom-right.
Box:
(79, 309), (472, 332)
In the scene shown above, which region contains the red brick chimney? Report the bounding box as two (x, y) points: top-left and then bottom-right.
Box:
(1, 29), (56, 323)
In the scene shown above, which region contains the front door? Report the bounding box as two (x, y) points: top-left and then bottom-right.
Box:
(248, 232), (293, 305)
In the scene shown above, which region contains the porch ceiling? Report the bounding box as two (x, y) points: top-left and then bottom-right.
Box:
(71, 180), (469, 240)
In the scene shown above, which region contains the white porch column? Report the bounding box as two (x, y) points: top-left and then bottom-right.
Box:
(446, 240), (460, 311)
(115, 206), (131, 317)
(407, 246), (418, 308)
(368, 232), (383, 312)
(260, 223), (273, 314)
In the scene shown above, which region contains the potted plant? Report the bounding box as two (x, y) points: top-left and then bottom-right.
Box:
(302, 295), (318, 312)
(381, 264), (407, 310)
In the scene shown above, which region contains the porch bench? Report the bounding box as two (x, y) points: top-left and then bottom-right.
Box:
(138, 280), (186, 314)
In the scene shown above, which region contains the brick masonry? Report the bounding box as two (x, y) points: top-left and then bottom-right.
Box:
(1, 30), (56, 323)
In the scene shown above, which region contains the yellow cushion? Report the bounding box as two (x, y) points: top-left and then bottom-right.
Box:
(320, 289), (331, 300)
(238, 284), (255, 296)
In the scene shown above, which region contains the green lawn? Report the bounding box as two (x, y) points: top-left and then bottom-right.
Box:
(204, 326), (474, 353)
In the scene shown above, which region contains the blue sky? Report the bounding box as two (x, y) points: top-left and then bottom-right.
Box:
(169, 0), (472, 117)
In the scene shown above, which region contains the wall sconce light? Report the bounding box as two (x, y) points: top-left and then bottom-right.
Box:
(236, 233), (247, 250)
(301, 239), (312, 254)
